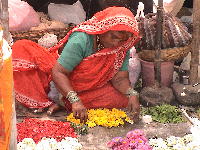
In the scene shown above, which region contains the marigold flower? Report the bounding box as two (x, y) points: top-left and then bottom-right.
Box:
(66, 108), (134, 128)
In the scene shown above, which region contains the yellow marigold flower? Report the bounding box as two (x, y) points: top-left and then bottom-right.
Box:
(66, 108), (134, 128)
(125, 117), (134, 124)
(87, 122), (96, 128)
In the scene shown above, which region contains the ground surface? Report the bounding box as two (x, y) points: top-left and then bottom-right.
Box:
(16, 103), (193, 150)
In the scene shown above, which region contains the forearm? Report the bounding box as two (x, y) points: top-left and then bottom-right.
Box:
(52, 71), (73, 97)
(111, 76), (132, 95)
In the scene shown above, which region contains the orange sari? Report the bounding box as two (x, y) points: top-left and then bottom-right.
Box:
(50, 7), (141, 110)
(0, 30), (14, 150)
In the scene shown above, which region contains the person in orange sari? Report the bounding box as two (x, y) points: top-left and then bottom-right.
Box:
(52, 6), (141, 122)
(0, 28), (16, 150)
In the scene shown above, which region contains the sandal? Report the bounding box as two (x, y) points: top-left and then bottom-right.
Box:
(31, 108), (46, 114)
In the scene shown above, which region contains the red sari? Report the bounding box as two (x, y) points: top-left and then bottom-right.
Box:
(12, 40), (58, 108)
(50, 7), (141, 109)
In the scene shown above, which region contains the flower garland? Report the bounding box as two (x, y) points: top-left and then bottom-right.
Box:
(17, 118), (77, 143)
(107, 129), (152, 150)
(66, 108), (133, 128)
(17, 137), (82, 150)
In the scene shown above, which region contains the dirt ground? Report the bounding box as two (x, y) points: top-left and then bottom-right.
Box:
(16, 103), (193, 150)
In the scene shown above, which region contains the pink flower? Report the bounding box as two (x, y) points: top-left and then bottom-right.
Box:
(107, 137), (123, 148)
(135, 143), (153, 150)
(108, 129), (153, 150)
(126, 129), (144, 139)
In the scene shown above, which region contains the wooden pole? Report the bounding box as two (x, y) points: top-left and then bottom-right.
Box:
(154, 0), (163, 87)
(0, 0), (9, 40)
(1, 0), (17, 149)
(190, 0), (200, 84)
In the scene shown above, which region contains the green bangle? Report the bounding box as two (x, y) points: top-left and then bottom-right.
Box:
(66, 91), (80, 104)
(126, 88), (139, 98)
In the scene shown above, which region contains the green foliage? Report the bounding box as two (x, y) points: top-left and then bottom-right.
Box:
(71, 123), (88, 135)
(197, 108), (200, 114)
(141, 104), (185, 123)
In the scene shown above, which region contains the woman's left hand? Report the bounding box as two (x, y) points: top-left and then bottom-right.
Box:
(127, 96), (140, 122)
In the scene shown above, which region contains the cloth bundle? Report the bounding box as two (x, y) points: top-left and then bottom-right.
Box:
(9, 0), (40, 31)
(135, 13), (192, 51)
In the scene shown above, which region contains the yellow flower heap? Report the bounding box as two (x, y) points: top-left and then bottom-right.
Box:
(66, 108), (133, 128)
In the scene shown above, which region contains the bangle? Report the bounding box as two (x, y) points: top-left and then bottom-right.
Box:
(126, 87), (139, 98)
(66, 91), (80, 104)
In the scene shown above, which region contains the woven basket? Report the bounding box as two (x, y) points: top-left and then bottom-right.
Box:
(10, 27), (73, 43)
(138, 44), (192, 62)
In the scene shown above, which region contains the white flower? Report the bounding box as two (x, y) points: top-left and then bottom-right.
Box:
(172, 143), (186, 150)
(35, 137), (58, 150)
(183, 134), (193, 143)
(166, 136), (178, 146)
(58, 137), (82, 150)
(181, 92), (186, 96)
(186, 142), (196, 150)
(190, 126), (200, 145)
(17, 142), (27, 150)
(142, 115), (153, 124)
(21, 138), (36, 147)
(17, 138), (36, 150)
(17, 137), (82, 150)
(149, 138), (170, 150)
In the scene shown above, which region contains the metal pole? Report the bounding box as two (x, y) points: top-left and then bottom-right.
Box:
(154, 0), (163, 87)
(190, 0), (200, 84)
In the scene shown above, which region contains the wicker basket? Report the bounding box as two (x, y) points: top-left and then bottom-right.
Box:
(10, 27), (73, 43)
(138, 44), (192, 62)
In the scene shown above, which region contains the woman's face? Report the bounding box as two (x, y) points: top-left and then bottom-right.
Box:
(99, 31), (132, 48)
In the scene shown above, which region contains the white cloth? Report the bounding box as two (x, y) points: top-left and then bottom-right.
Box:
(153, 0), (185, 16)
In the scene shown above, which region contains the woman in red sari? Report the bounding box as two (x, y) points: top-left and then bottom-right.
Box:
(12, 39), (59, 114)
(52, 6), (141, 122)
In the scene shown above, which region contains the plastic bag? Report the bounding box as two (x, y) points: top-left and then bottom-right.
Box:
(153, 0), (185, 16)
(38, 33), (58, 48)
(48, 0), (86, 25)
(48, 81), (59, 102)
(8, 0), (40, 31)
(128, 47), (141, 87)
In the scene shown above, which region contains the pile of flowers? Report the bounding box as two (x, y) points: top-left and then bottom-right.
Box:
(66, 108), (133, 128)
(17, 137), (82, 150)
(17, 118), (77, 143)
(107, 129), (152, 150)
(149, 134), (200, 150)
(141, 104), (185, 123)
(149, 117), (200, 150)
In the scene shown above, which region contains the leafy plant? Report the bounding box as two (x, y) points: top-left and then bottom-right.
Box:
(70, 123), (88, 135)
(141, 104), (185, 123)
(197, 108), (200, 114)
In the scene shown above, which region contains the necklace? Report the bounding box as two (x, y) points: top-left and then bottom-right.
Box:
(96, 35), (105, 51)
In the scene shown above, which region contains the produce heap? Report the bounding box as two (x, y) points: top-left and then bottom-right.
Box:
(17, 118), (77, 143)
(16, 105), (200, 150)
(66, 108), (134, 128)
(17, 137), (82, 150)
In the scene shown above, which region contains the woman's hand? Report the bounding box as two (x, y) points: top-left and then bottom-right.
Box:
(72, 101), (88, 123)
(127, 95), (140, 122)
